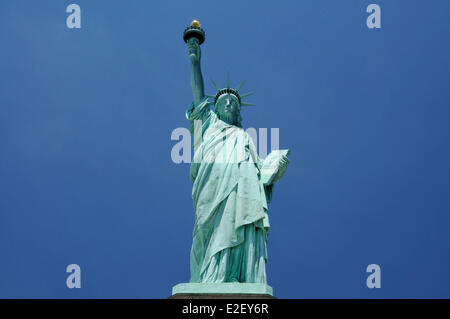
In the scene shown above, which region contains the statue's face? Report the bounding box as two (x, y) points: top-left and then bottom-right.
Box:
(215, 94), (241, 126)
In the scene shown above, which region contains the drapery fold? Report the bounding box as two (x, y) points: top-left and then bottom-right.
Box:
(186, 98), (270, 283)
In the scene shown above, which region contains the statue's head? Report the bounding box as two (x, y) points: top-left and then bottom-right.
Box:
(210, 75), (255, 128)
(215, 93), (242, 127)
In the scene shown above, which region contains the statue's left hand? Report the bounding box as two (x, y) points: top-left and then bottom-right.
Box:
(272, 153), (289, 183)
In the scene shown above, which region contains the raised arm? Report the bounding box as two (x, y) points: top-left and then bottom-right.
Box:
(187, 38), (205, 106)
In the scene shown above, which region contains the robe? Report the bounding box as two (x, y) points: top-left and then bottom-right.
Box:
(186, 97), (271, 283)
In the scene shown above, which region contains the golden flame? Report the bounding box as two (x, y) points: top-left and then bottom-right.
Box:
(191, 20), (201, 28)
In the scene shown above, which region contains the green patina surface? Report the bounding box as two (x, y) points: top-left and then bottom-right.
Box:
(173, 21), (290, 295)
(172, 283), (273, 296)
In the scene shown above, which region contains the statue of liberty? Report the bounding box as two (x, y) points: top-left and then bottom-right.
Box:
(173, 21), (290, 296)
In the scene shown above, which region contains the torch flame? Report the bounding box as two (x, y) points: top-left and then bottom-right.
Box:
(191, 20), (201, 28)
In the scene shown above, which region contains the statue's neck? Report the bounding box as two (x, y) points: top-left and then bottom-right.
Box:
(218, 114), (238, 126)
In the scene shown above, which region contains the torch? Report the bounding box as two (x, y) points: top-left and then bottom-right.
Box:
(183, 20), (205, 59)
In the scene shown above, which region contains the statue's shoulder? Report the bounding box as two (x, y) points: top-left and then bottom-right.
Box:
(186, 97), (213, 121)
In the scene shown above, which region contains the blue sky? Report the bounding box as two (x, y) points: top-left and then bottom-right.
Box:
(0, 0), (449, 298)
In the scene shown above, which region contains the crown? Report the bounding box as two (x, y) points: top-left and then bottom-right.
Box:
(206, 74), (255, 107)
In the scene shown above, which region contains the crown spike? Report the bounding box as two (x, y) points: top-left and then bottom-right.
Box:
(236, 80), (246, 92)
(210, 78), (221, 91)
(241, 103), (256, 107)
(240, 92), (254, 99)
(226, 72), (230, 89)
